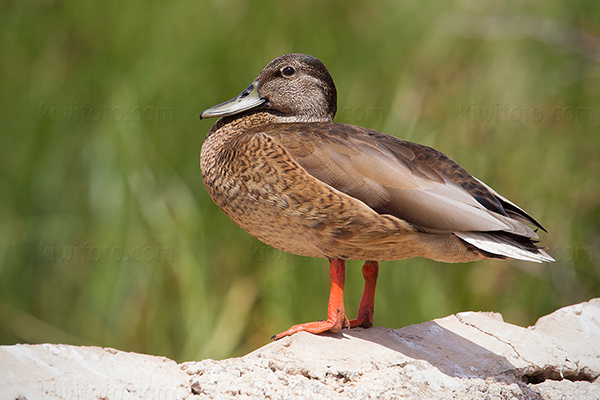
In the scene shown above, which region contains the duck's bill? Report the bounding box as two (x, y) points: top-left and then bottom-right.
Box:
(200, 81), (266, 119)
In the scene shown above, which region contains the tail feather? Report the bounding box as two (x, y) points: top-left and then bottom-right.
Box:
(456, 231), (554, 263)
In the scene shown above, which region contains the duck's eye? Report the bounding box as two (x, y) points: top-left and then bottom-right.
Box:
(281, 66), (295, 77)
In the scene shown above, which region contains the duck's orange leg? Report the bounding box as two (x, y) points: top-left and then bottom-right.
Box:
(272, 259), (349, 340)
(349, 261), (379, 328)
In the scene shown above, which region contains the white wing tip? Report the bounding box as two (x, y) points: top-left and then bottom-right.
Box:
(456, 232), (554, 263)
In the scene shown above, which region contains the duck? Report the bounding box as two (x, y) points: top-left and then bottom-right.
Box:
(199, 53), (553, 340)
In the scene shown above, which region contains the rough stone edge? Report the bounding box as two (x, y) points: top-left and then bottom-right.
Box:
(1, 299), (599, 400)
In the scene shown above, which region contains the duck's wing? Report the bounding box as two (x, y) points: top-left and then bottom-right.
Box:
(261, 122), (542, 239)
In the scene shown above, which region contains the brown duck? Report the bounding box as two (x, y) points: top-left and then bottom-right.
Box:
(200, 53), (553, 340)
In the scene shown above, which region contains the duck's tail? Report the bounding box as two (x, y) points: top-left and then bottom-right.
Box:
(455, 231), (554, 263)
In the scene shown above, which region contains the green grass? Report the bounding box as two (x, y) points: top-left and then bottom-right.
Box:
(1, 0), (599, 361)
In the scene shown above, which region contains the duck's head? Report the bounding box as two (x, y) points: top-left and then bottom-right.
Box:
(200, 53), (337, 123)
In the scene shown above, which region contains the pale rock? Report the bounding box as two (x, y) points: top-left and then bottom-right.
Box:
(2, 299), (599, 399)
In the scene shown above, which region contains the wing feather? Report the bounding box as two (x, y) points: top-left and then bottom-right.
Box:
(260, 122), (541, 240)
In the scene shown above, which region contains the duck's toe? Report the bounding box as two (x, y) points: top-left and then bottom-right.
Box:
(271, 314), (350, 340)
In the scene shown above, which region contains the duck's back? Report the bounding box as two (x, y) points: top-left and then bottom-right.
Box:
(201, 119), (545, 262)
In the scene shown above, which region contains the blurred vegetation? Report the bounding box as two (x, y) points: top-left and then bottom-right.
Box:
(1, 0), (599, 362)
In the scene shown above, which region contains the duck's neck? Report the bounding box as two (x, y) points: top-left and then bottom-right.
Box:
(207, 110), (333, 138)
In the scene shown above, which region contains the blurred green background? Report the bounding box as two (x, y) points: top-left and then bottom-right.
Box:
(1, 0), (599, 362)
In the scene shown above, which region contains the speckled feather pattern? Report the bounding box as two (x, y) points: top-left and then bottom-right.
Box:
(202, 113), (493, 262)
(200, 53), (551, 264)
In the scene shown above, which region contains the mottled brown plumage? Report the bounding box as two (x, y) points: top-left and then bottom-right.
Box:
(199, 53), (552, 339)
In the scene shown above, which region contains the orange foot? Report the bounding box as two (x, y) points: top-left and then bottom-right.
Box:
(272, 260), (380, 340)
(272, 259), (349, 340)
(271, 313), (350, 340)
(349, 261), (379, 328)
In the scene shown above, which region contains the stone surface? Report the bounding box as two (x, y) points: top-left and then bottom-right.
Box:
(0, 344), (190, 400)
(2, 299), (599, 400)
